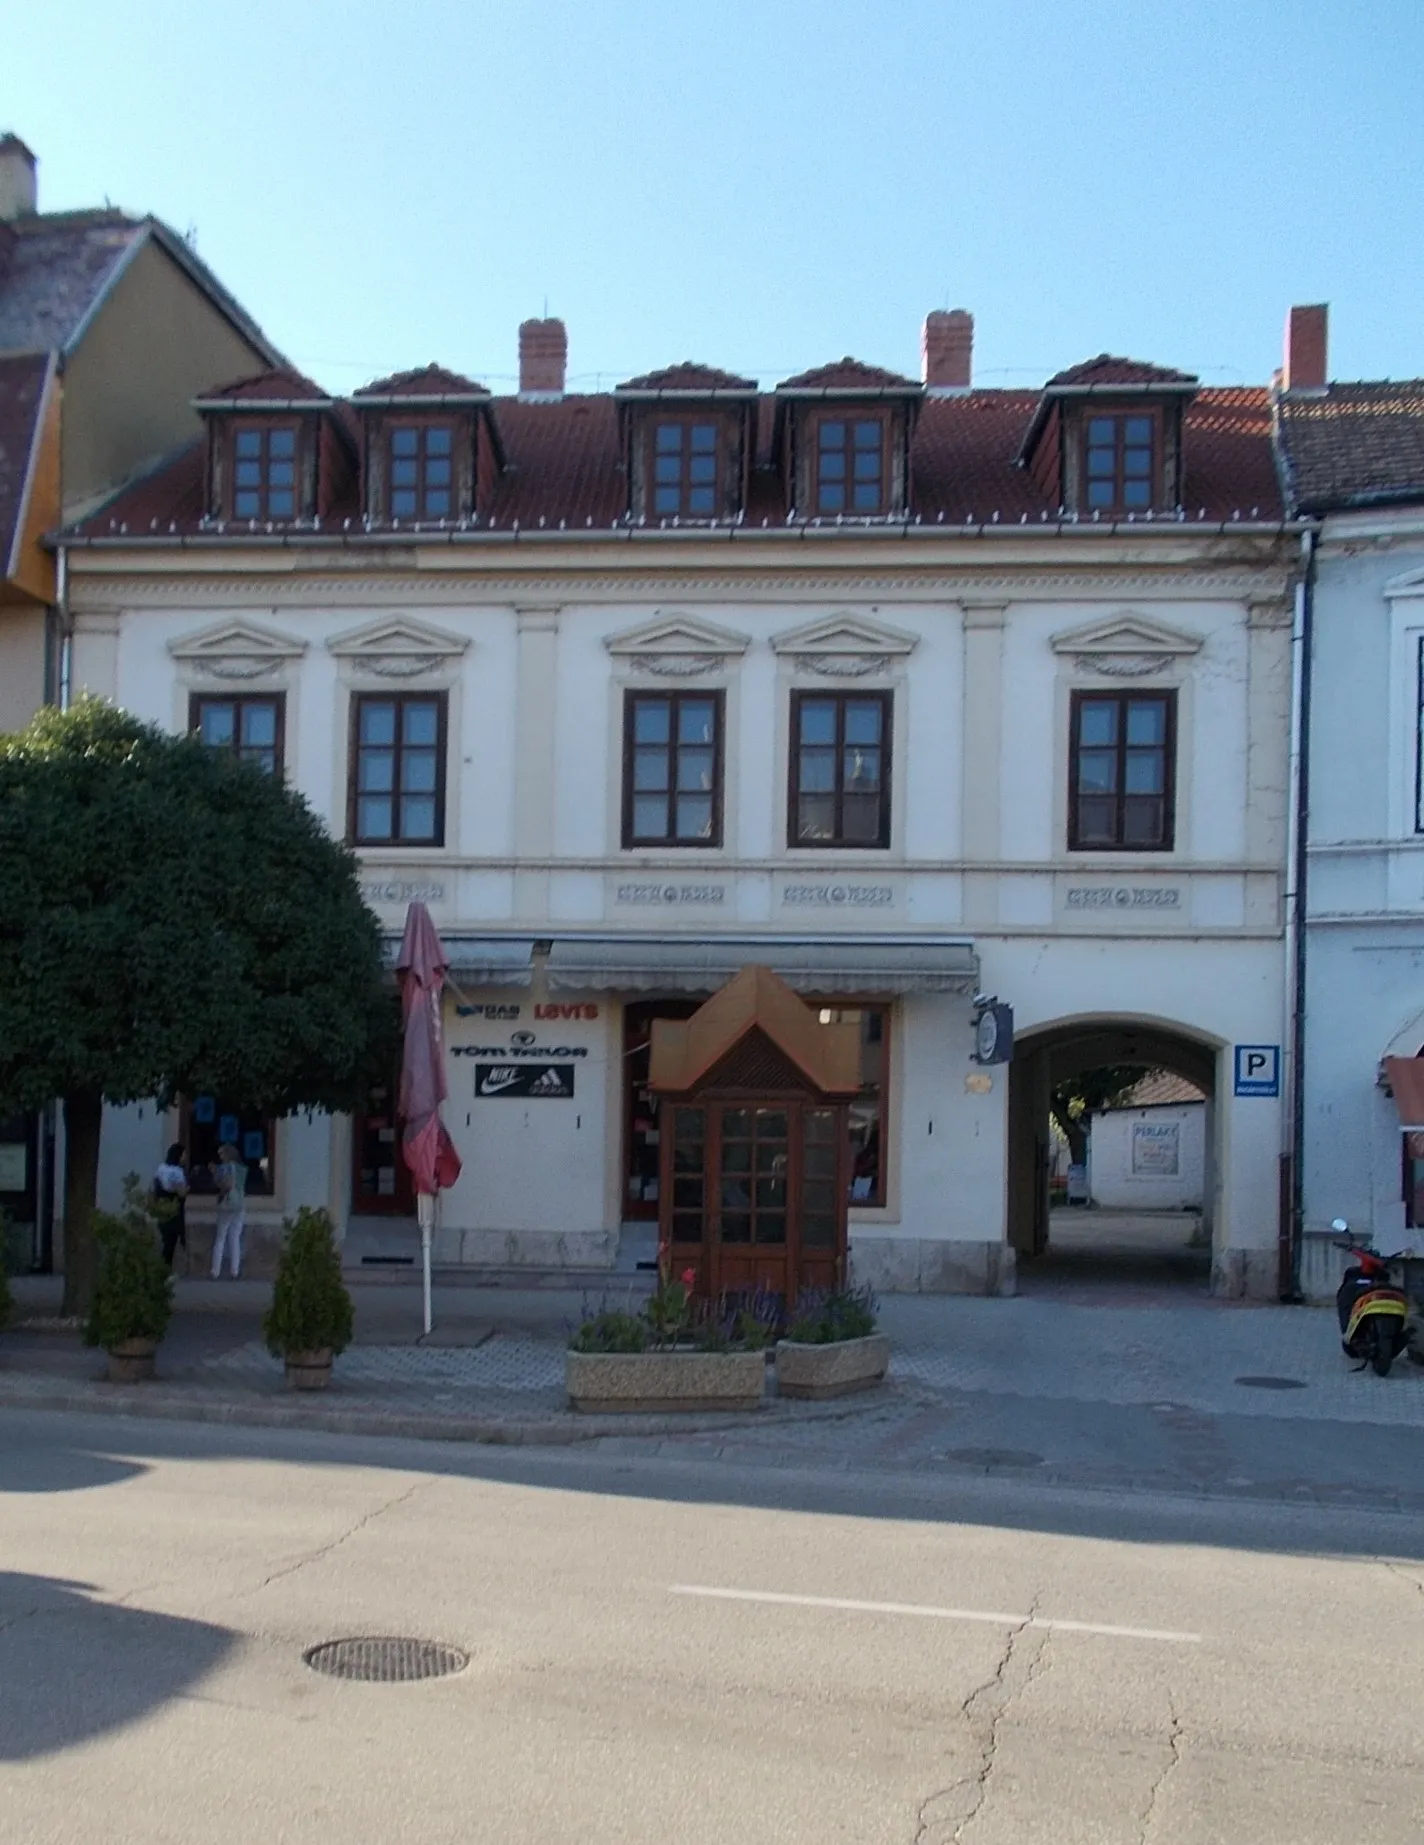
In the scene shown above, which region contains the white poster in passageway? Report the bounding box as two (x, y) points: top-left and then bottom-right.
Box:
(1131, 1121), (1180, 1176)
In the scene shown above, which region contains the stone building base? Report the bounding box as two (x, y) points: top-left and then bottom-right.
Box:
(850, 1237), (1017, 1296)
(1210, 1246), (1280, 1301)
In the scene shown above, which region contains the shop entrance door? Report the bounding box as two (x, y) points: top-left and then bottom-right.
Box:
(624, 999), (699, 1219)
(352, 1076), (416, 1215)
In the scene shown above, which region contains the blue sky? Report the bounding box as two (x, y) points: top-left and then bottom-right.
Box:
(7, 1), (1422, 394)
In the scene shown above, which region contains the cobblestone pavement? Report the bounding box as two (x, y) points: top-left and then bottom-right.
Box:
(5, 1275), (1423, 1503)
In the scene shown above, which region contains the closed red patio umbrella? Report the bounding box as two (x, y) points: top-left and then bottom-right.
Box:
(396, 902), (462, 1334)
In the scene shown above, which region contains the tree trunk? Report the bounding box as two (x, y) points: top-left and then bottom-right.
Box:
(60, 1089), (103, 1318)
(1064, 1121), (1087, 1170)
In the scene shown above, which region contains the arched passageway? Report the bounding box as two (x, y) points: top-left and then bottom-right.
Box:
(1007, 1015), (1220, 1297)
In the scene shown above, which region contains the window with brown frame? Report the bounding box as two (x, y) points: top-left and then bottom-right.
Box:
(190, 694), (284, 775)
(623, 690), (723, 847)
(389, 424), (454, 519)
(789, 691), (891, 848)
(649, 420), (720, 518)
(349, 693), (447, 846)
(231, 423), (298, 519)
(1082, 412), (1157, 512)
(1069, 690), (1176, 851)
(813, 1003), (889, 1207)
(815, 415), (886, 515)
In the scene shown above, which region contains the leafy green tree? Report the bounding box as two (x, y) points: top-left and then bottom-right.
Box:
(1049, 1064), (1150, 1169)
(0, 698), (394, 1313)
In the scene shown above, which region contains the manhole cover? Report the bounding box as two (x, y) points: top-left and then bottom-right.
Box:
(946, 1447), (1045, 1469)
(302, 1637), (469, 1683)
(1234, 1375), (1308, 1391)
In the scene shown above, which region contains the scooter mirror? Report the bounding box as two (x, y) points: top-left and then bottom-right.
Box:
(1331, 1217), (1349, 1233)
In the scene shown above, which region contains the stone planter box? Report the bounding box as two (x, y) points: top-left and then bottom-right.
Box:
(566, 1348), (766, 1413)
(106, 1337), (158, 1384)
(284, 1348), (334, 1391)
(775, 1333), (890, 1400)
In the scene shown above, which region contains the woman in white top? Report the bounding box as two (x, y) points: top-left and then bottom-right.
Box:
(152, 1143), (188, 1270)
(211, 1142), (247, 1280)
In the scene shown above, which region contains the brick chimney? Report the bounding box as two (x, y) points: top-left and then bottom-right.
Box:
(0, 133), (37, 222)
(1283, 304), (1328, 395)
(922, 309), (973, 394)
(519, 318), (567, 398)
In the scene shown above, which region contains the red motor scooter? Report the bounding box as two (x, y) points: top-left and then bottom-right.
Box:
(1332, 1218), (1410, 1377)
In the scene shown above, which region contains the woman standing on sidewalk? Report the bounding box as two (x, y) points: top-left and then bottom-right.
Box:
(151, 1142), (189, 1270)
(211, 1142), (247, 1279)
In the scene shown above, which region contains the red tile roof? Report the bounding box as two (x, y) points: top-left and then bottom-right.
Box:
(353, 364), (490, 400)
(616, 362), (756, 393)
(777, 357), (921, 392)
(1047, 355), (1198, 388)
(194, 366), (331, 405)
(67, 382), (1285, 538)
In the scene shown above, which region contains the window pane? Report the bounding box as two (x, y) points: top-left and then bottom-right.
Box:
(1077, 796), (1117, 844)
(1125, 417), (1153, 443)
(1122, 479), (1151, 507)
(678, 700), (715, 744)
(426, 426), (452, 455)
(818, 482), (846, 511)
(844, 747), (881, 791)
(235, 428), (263, 457)
(269, 428), (296, 458)
(359, 750), (394, 792)
(199, 704), (235, 746)
(402, 751), (437, 794)
(655, 424), (682, 452)
(672, 1212), (703, 1243)
(425, 456), (452, 487)
(798, 701), (837, 746)
(755, 1177), (786, 1209)
(653, 485), (680, 513)
(675, 796), (713, 839)
(634, 747), (669, 791)
(391, 489), (417, 516)
(818, 450), (846, 480)
(687, 485), (715, 514)
(654, 455), (681, 484)
(392, 458), (419, 487)
(234, 490), (260, 517)
(844, 701), (883, 745)
(722, 1110), (750, 1138)
(690, 424), (716, 451)
(754, 1212), (786, 1245)
(798, 749), (836, 793)
(400, 795), (437, 838)
(675, 1107), (704, 1142)
(689, 453), (716, 484)
(721, 1139), (750, 1173)
(841, 794), (882, 841)
(1126, 700), (1165, 745)
(240, 703), (276, 748)
(854, 421), (880, 448)
(1125, 753), (1164, 795)
(235, 460), (262, 488)
(720, 1211), (751, 1243)
(1077, 749), (1117, 794)
(1088, 417), (1115, 442)
(819, 421), (845, 449)
(673, 1177), (703, 1209)
(1123, 798), (1165, 846)
(268, 490), (294, 517)
(426, 489), (451, 516)
(802, 1214), (836, 1248)
(358, 795), (393, 838)
(403, 702), (439, 746)
(633, 699), (670, 743)
(1087, 479), (1115, 507)
(392, 428), (419, 456)
(1078, 701), (1118, 746)
(853, 451), (881, 480)
(1086, 447), (1116, 477)
(676, 748), (714, 792)
(632, 795), (666, 838)
(360, 702), (396, 745)
(853, 483), (882, 510)
(797, 795), (836, 839)
(1123, 447), (1152, 477)
(269, 459), (295, 488)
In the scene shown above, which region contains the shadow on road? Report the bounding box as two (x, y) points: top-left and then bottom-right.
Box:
(0, 1570), (236, 1761)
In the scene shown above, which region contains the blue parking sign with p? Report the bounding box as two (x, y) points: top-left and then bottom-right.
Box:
(1234, 1045), (1280, 1097)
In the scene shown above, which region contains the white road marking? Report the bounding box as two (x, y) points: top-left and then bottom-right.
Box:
(668, 1585), (1202, 1645)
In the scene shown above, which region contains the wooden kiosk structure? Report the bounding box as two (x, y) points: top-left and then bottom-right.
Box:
(648, 965), (861, 1303)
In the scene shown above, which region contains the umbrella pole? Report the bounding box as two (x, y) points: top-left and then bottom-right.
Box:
(418, 1193), (434, 1336)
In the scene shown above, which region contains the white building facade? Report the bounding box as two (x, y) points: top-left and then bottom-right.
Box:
(65, 323), (1300, 1296)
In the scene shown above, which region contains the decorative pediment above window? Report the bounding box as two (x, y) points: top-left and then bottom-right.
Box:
(771, 612), (918, 678)
(1384, 567), (1424, 601)
(605, 614), (751, 678)
(327, 615), (470, 679)
(1050, 611), (1202, 678)
(167, 619), (307, 682)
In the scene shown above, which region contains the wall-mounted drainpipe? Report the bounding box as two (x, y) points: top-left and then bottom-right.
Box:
(56, 540), (72, 711)
(1281, 524), (1317, 1300)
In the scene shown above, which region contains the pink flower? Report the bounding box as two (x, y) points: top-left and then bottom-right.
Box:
(681, 1266), (697, 1288)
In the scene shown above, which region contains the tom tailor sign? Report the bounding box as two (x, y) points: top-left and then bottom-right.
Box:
(475, 1063), (576, 1100)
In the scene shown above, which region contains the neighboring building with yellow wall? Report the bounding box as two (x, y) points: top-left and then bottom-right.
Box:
(0, 132), (281, 732)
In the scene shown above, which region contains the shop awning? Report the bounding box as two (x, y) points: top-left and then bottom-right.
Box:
(544, 934), (978, 996)
(1383, 1056), (1424, 1130)
(398, 936), (538, 988)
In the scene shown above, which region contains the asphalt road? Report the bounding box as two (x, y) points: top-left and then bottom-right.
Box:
(3, 1408), (1423, 1844)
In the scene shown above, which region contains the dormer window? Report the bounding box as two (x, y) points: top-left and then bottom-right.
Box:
(815, 416), (885, 514)
(390, 425), (454, 519)
(1084, 412), (1156, 512)
(651, 420), (719, 517)
(233, 425), (297, 519)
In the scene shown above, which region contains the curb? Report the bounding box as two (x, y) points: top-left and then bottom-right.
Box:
(0, 1371), (907, 1448)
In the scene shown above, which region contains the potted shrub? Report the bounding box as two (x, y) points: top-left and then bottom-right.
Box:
(84, 1177), (174, 1382)
(263, 1207), (353, 1389)
(776, 1284), (889, 1399)
(566, 1270), (773, 1413)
